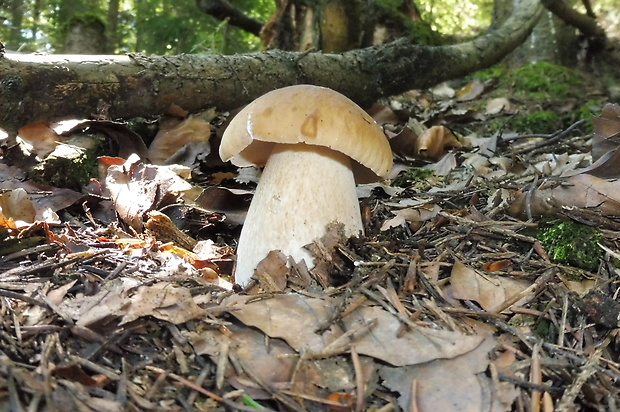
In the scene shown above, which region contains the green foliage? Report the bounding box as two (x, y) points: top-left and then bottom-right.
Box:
(510, 111), (563, 134)
(1, 0), (495, 54)
(537, 220), (603, 272)
(0, 0), (273, 54)
(374, 0), (441, 45)
(393, 168), (438, 188)
(417, 0), (493, 36)
(510, 62), (584, 100)
(469, 64), (508, 82)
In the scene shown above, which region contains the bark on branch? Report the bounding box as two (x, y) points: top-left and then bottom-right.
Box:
(196, 0), (263, 36)
(0, 0), (543, 135)
(541, 0), (606, 41)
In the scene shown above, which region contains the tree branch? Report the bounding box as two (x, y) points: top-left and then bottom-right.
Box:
(541, 0), (605, 40)
(0, 0), (543, 134)
(196, 0), (263, 36)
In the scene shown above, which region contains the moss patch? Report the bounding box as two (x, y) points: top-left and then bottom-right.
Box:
(510, 110), (563, 134)
(509, 62), (584, 100)
(29, 135), (108, 191)
(537, 220), (603, 272)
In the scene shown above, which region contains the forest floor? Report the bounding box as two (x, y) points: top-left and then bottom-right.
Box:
(1, 40), (620, 412)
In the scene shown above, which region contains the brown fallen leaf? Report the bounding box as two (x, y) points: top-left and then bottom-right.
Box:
(148, 115), (212, 165)
(122, 282), (207, 324)
(483, 259), (513, 272)
(103, 154), (193, 230)
(485, 97), (512, 115)
(0, 188), (38, 225)
(415, 125), (462, 159)
(456, 78), (485, 101)
(224, 293), (484, 367)
(186, 324), (370, 403)
(381, 204), (441, 231)
(450, 260), (531, 313)
(508, 173), (620, 218)
(59, 279), (206, 328)
(591, 103), (620, 162)
(253, 250), (289, 291)
(367, 103), (401, 124)
(379, 334), (504, 412)
(17, 121), (64, 158)
(193, 186), (253, 226)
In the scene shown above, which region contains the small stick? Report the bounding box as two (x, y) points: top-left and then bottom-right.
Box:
(351, 347), (364, 412)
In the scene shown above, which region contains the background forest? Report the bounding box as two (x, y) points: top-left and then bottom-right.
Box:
(0, 0), (527, 55)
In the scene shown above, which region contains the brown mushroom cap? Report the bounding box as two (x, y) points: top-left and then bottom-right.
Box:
(219, 85), (393, 183)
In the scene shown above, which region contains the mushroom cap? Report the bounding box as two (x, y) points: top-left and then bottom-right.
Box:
(219, 85), (393, 183)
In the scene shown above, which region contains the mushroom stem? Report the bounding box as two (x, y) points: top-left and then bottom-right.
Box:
(234, 143), (363, 286)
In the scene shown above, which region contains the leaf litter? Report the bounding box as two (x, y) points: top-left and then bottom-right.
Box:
(0, 68), (619, 412)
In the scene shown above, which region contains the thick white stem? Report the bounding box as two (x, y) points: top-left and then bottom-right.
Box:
(234, 143), (362, 286)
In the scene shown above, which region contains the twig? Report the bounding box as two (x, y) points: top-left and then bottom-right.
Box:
(489, 268), (556, 313)
(0, 289), (47, 307)
(530, 341), (542, 412)
(558, 291), (569, 347)
(511, 119), (587, 154)
(234, 356), (301, 411)
(498, 373), (563, 393)
(0, 242), (61, 264)
(351, 347), (364, 412)
(145, 365), (270, 412)
(439, 211), (539, 243)
(556, 339), (606, 411)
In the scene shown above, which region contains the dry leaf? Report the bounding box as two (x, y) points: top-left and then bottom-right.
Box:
(104, 154), (193, 230)
(388, 127), (418, 158)
(60, 279), (206, 327)
(424, 152), (458, 176)
(17, 122), (63, 158)
(483, 259), (513, 272)
(121, 282), (206, 324)
(380, 334), (498, 412)
(224, 294), (484, 367)
(381, 204), (440, 231)
(456, 79), (485, 101)
(508, 173), (620, 217)
(415, 125), (462, 159)
(193, 186), (253, 225)
(485, 97), (512, 115)
(0, 188), (38, 225)
(430, 82), (455, 98)
(367, 103), (400, 124)
(187, 325), (368, 402)
(591, 103), (620, 161)
(148, 115), (212, 165)
(450, 260), (531, 313)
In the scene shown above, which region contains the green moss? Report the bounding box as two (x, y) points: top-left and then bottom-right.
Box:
(510, 62), (583, 100)
(393, 167), (436, 188)
(29, 135), (108, 191)
(537, 220), (603, 272)
(470, 64), (508, 82)
(510, 110), (563, 134)
(374, 0), (442, 45)
(571, 99), (602, 134)
(532, 318), (555, 340)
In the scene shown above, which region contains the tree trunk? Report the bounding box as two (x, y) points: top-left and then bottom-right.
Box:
(0, 0), (543, 135)
(106, 0), (121, 53)
(8, 0), (25, 49)
(493, 0), (579, 66)
(61, 17), (108, 54)
(261, 0), (426, 51)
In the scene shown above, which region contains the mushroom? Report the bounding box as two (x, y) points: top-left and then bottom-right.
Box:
(220, 85), (393, 286)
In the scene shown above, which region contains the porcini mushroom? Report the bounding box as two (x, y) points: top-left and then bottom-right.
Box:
(220, 85), (393, 286)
